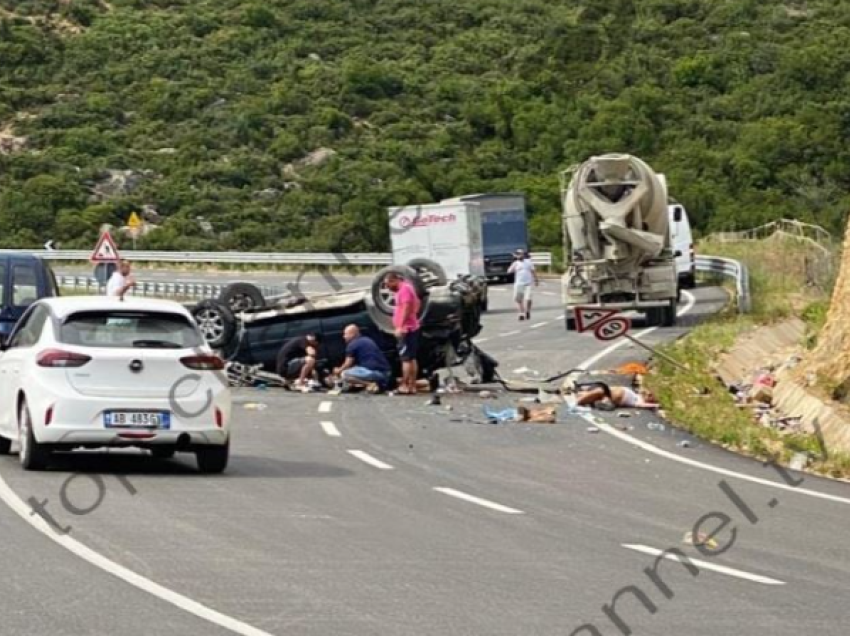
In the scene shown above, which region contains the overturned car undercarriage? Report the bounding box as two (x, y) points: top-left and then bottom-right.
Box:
(190, 261), (498, 388)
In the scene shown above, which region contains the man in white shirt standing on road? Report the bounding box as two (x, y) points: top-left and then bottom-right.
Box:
(106, 260), (136, 300)
(508, 249), (538, 321)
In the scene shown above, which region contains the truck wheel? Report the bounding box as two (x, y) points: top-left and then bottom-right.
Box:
(662, 299), (677, 327)
(0, 435), (11, 455)
(371, 265), (427, 316)
(644, 308), (661, 327)
(192, 299), (237, 349)
(219, 283), (265, 313)
(406, 258), (447, 287)
(565, 315), (576, 331)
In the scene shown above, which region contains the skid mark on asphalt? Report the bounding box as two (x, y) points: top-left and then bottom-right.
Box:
(622, 544), (786, 586)
(433, 487), (525, 514)
(0, 475), (274, 636)
(320, 421), (341, 437)
(348, 450), (394, 470)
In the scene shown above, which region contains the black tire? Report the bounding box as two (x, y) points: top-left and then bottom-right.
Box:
(371, 265), (427, 316)
(565, 316), (576, 331)
(406, 258), (448, 287)
(19, 400), (50, 471)
(196, 440), (229, 474)
(681, 273), (696, 289)
(219, 282), (265, 313)
(644, 308), (661, 327)
(150, 447), (176, 460)
(662, 299), (677, 327)
(192, 299), (237, 349)
(0, 436), (11, 455)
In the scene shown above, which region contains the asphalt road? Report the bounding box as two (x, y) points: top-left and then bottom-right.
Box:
(1, 282), (848, 635)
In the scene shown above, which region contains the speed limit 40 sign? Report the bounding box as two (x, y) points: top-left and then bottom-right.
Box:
(573, 306), (631, 342)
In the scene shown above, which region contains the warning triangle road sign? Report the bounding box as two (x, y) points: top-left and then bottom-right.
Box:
(127, 211), (143, 229)
(90, 231), (121, 263)
(573, 306), (622, 333)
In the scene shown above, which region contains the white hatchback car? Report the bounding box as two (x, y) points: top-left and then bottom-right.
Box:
(0, 297), (232, 472)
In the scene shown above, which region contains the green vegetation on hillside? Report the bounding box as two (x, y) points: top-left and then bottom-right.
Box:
(2, 0), (850, 252)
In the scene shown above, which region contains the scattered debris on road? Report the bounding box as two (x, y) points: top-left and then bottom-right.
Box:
(683, 531), (719, 551)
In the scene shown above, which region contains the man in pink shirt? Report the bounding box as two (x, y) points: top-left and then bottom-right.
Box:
(385, 272), (421, 394)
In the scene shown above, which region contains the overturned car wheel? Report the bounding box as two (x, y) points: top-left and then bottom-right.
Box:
(192, 299), (237, 349)
(371, 265), (428, 316)
(219, 282), (265, 313)
(406, 258), (448, 287)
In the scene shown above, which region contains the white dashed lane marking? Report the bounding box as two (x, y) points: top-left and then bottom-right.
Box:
(433, 487), (524, 515)
(348, 450), (394, 470)
(320, 421), (341, 437)
(318, 401), (333, 413)
(622, 544), (786, 586)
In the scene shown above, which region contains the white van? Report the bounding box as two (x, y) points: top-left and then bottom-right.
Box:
(668, 202), (695, 289)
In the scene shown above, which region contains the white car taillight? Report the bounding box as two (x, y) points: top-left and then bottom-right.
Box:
(180, 355), (225, 371)
(37, 349), (92, 368)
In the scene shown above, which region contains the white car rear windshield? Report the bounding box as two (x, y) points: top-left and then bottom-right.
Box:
(60, 311), (203, 349)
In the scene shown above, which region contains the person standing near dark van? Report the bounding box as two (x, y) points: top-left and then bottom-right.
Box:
(384, 272), (421, 394)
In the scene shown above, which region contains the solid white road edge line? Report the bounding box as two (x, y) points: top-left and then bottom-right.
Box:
(318, 401), (333, 413)
(622, 544), (786, 586)
(320, 421), (341, 437)
(433, 487), (525, 514)
(583, 414), (850, 505)
(348, 450), (394, 470)
(581, 290), (850, 506)
(0, 475), (274, 636)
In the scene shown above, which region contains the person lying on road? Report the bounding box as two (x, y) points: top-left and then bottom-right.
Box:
(574, 383), (659, 410)
(332, 325), (391, 393)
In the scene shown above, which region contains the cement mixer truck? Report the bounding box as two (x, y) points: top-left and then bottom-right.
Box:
(561, 154), (679, 330)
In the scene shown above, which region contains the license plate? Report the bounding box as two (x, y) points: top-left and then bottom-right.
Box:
(104, 411), (171, 429)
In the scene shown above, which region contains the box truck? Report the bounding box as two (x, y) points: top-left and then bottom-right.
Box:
(440, 194), (529, 282)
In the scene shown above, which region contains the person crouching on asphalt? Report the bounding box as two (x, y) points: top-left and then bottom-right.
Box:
(384, 271), (421, 395)
(333, 324), (391, 393)
(275, 333), (321, 392)
(508, 248), (538, 321)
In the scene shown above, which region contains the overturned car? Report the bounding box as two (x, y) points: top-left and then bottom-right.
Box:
(190, 261), (495, 385)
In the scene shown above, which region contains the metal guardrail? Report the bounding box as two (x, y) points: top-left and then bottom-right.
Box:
(3, 249), (554, 268)
(696, 255), (751, 313)
(57, 276), (284, 301)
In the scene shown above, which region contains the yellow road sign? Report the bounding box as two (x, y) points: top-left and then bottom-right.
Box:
(127, 211), (143, 229)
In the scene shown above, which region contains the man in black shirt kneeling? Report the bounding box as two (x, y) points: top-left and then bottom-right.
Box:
(276, 333), (321, 390)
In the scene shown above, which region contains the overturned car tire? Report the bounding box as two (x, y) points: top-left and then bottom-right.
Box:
(371, 265), (428, 316)
(192, 299), (237, 349)
(406, 258), (448, 287)
(219, 282), (265, 313)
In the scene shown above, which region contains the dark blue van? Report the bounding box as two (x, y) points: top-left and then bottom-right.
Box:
(0, 254), (59, 342)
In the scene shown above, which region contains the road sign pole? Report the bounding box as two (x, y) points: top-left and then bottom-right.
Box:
(622, 333), (689, 372)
